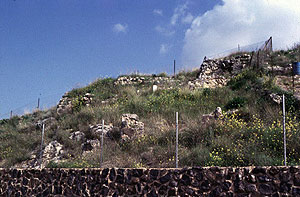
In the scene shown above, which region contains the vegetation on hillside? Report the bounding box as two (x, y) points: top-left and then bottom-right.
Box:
(1, 45), (300, 168)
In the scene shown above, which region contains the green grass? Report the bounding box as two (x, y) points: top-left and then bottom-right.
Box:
(2, 47), (300, 168)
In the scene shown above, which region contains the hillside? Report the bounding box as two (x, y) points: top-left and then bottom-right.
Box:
(1, 45), (300, 169)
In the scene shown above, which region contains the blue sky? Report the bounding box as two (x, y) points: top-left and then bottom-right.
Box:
(0, 0), (300, 119)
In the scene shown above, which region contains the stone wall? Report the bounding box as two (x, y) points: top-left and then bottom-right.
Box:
(1, 166), (300, 196)
(196, 54), (251, 88)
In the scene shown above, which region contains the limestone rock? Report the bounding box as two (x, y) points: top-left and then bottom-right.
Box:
(16, 140), (65, 169)
(56, 92), (94, 115)
(270, 93), (282, 104)
(90, 123), (113, 136)
(197, 54), (251, 88)
(56, 93), (73, 116)
(69, 131), (85, 142)
(43, 140), (64, 164)
(121, 114), (144, 135)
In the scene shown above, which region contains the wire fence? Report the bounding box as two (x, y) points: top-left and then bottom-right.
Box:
(1, 36), (291, 169)
(207, 40), (267, 59)
(0, 92), (63, 120)
(206, 36), (273, 70)
(93, 96), (290, 169)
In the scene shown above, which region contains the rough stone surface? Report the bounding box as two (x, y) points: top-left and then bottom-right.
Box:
(16, 141), (65, 168)
(196, 54), (251, 88)
(56, 92), (94, 115)
(121, 114), (144, 137)
(1, 166), (300, 196)
(89, 123), (113, 136)
(69, 131), (85, 142)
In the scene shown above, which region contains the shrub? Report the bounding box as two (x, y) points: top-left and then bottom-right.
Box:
(225, 97), (247, 110)
(156, 72), (168, 77)
(227, 70), (258, 90)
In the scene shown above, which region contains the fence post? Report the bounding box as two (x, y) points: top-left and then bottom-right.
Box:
(40, 123), (45, 168)
(175, 112), (179, 168)
(256, 49), (260, 69)
(249, 51), (254, 68)
(37, 98), (40, 109)
(100, 120), (104, 167)
(282, 95), (287, 166)
(10, 110), (13, 119)
(174, 60), (176, 78)
(270, 36), (273, 52)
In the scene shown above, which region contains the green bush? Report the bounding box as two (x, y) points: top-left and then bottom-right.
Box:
(225, 97), (247, 110)
(227, 70), (258, 90)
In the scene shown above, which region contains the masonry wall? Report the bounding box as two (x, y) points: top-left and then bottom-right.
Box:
(1, 166), (300, 196)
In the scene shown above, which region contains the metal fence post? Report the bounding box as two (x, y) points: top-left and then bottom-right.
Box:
(282, 95), (287, 166)
(100, 120), (104, 167)
(40, 123), (45, 168)
(37, 98), (40, 109)
(174, 60), (176, 78)
(175, 112), (178, 168)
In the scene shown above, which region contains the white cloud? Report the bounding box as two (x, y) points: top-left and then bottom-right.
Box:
(113, 23), (128, 33)
(171, 2), (188, 25)
(182, 0), (300, 67)
(159, 44), (170, 55)
(155, 25), (175, 36)
(153, 9), (163, 16)
(181, 13), (193, 24)
(171, 2), (193, 25)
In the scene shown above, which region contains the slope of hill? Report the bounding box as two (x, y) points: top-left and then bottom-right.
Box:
(1, 45), (300, 168)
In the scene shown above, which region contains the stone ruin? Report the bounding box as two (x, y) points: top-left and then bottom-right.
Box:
(56, 93), (94, 116)
(192, 54), (251, 89)
(67, 114), (145, 153)
(121, 114), (144, 140)
(15, 140), (65, 169)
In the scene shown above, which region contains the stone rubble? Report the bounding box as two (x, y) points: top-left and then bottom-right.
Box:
(56, 93), (94, 115)
(114, 76), (181, 87)
(15, 141), (65, 169)
(42, 140), (64, 164)
(89, 123), (113, 136)
(56, 93), (73, 115)
(196, 54), (251, 88)
(69, 131), (85, 142)
(121, 114), (144, 136)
